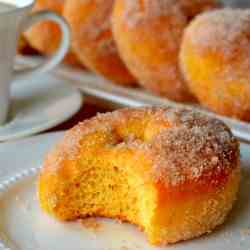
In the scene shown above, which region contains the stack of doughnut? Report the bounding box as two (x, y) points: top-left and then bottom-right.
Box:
(24, 0), (135, 85)
(38, 107), (240, 245)
(23, 0), (219, 89)
(22, 0), (250, 122)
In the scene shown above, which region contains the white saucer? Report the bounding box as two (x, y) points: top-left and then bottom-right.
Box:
(0, 74), (83, 141)
(0, 132), (249, 250)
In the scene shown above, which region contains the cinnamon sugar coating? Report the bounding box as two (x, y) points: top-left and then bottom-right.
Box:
(180, 9), (250, 121)
(111, 0), (219, 101)
(43, 107), (239, 187)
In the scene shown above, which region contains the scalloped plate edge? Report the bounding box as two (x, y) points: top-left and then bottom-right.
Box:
(0, 167), (41, 250)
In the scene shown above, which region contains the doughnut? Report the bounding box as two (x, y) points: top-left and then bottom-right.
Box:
(111, 0), (219, 101)
(180, 9), (250, 121)
(24, 0), (63, 55)
(24, 0), (82, 67)
(38, 107), (240, 245)
(63, 0), (136, 85)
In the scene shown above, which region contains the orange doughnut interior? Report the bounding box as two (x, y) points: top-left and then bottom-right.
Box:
(180, 9), (250, 121)
(39, 108), (240, 245)
(63, 0), (135, 85)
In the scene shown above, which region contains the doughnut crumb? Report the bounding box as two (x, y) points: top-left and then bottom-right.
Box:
(79, 218), (102, 232)
(241, 228), (250, 236)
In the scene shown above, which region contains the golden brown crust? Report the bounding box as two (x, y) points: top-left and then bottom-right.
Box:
(112, 0), (191, 101)
(42, 107), (239, 188)
(180, 9), (250, 121)
(63, 0), (136, 85)
(111, 0), (219, 101)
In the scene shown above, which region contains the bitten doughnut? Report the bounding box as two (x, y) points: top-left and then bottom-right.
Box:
(63, 0), (135, 85)
(38, 107), (240, 245)
(180, 9), (250, 121)
(111, 0), (219, 101)
(24, 0), (82, 67)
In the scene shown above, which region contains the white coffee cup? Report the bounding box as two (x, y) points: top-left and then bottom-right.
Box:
(0, 0), (70, 125)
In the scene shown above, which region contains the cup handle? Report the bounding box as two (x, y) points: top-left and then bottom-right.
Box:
(14, 10), (70, 81)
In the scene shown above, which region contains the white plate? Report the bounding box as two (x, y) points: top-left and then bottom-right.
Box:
(0, 74), (83, 141)
(0, 132), (249, 250)
(16, 56), (250, 144)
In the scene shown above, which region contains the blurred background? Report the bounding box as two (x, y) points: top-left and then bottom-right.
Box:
(15, 0), (250, 141)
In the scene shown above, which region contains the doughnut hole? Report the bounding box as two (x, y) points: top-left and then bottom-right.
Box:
(180, 9), (250, 121)
(39, 108), (240, 245)
(63, 0), (135, 85)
